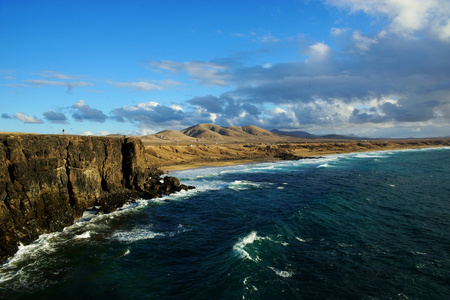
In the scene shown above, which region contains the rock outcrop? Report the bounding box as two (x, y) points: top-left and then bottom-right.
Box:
(0, 134), (193, 263)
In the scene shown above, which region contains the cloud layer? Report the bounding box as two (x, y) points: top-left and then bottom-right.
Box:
(3, 0), (450, 137)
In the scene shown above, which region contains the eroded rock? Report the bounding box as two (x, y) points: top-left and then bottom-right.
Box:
(0, 134), (194, 263)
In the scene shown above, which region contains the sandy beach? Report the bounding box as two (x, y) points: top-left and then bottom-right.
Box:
(142, 139), (450, 171)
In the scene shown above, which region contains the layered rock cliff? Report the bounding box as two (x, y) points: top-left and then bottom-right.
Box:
(0, 134), (191, 263)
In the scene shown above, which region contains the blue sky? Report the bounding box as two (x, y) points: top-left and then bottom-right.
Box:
(1, 0), (450, 138)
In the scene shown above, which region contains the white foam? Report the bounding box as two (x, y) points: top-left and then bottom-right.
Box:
(109, 224), (189, 243)
(228, 180), (262, 191)
(121, 249), (131, 257)
(296, 237), (306, 242)
(0, 197), (152, 283)
(73, 231), (91, 239)
(354, 153), (389, 159)
(233, 231), (261, 261)
(316, 163), (329, 168)
(110, 226), (165, 243)
(268, 266), (294, 278)
(7, 232), (61, 265)
(243, 276), (258, 292)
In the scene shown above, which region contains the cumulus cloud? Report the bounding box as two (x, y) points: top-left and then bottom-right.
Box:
(41, 0), (445, 138)
(72, 100), (107, 122)
(187, 94), (262, 123)
(43, 110), (68, 124)
(112, 101), (186, 127)
(14, 112), (44, 124)
(327, 0), (450, 42)
(307, 42), (332, 62)
(148, 26), (448, 136)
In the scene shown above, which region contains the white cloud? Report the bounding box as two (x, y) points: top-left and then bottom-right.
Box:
(136, 102), (159, 109)
(160, 79), (185, 88)
(109, 79), (184, 91)
(80, 130), (112, 136)
(151, 60), (230, 86)
(327, 0), (450, 42)
(171, 104), (183, 111)
(14, 112), (44, 124)
(352, 30), (378, 51)
(37, 71), (84, 80)
(25, 79), (93, 87)
(331, 27), (349, 36)
(306, 42), (332, 61)
(258, 33), (281, 43)
(272, 107), (288, 114)
(110, 81), (163, 91)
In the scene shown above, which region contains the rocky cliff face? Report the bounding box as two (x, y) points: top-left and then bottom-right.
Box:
(0, 134), (191, 263)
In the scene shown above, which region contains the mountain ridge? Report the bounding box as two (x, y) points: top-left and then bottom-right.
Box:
(139, 123), (362, 145)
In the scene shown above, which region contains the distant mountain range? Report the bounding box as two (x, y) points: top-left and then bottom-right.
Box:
(138, 123), (361, 145)
(271, 129), (361, 140)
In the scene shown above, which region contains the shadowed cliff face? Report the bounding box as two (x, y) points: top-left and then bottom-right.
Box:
(0, 134), (192, 263)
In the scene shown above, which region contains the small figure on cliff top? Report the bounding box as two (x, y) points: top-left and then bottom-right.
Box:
(62, 129), (65, 134)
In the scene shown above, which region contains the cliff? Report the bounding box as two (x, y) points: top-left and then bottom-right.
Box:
(0, 134), (192, 263)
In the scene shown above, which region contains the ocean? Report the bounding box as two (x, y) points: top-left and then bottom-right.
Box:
(1, 147), (449, 299)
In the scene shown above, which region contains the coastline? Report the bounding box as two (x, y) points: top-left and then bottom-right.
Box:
(143, 139), (450, 172)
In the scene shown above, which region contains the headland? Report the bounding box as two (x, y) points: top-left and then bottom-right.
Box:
(0, 133), (192, 263)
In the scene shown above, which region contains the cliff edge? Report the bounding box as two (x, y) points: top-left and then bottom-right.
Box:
(0, 134), (191, 263)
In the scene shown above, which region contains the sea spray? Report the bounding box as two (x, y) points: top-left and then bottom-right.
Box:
(233, 231), (261, 261)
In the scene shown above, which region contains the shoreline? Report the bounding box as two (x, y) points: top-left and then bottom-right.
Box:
(144, 139), (450, 172)
(166, 146), (450, 173)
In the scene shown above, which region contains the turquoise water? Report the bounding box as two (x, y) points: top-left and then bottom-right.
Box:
(1, 148), (449, 299)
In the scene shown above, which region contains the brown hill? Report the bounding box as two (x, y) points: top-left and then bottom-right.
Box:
(234, 125), (275, 136)
(140, 123), (297, 145)
(182, 124), (232, 140)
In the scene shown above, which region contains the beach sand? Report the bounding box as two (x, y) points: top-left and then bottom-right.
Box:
(143, 139), (450, 171)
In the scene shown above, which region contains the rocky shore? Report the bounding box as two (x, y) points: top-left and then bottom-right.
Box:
(1, 132), (448, 264)
(0, 134), (193, 263)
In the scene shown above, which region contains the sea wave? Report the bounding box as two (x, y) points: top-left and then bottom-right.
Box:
(232, 231), (289, 263)
(109, 224), (189, 243)
(0, 199), (150, 285)
(110, 226), (165, 243)
(233, 231), (261, 262)
(228, 180), (262, 191)
(268, 266), (294, 278)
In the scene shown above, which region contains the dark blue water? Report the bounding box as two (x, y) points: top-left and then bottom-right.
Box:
(1, 148), (449, 299)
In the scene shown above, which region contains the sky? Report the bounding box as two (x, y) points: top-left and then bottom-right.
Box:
(1, 0), (450, 138)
